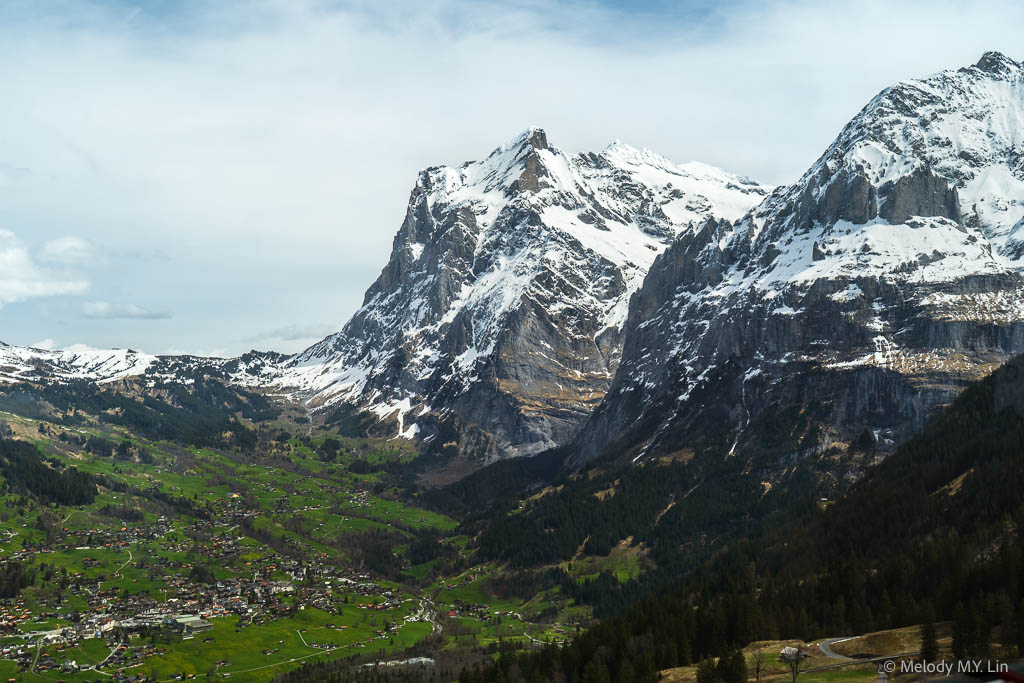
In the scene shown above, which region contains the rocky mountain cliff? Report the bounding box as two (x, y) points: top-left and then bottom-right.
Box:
(571, 52), (1024, 474)
(274, 129), (769, 459)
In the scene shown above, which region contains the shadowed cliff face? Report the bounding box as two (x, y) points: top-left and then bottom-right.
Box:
(571, 52), (1024, 475)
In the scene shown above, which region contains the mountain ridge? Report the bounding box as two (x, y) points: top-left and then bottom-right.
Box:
(261, 127), (772, 459)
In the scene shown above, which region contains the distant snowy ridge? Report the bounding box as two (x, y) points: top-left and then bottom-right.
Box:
(0, 342), (156, 384)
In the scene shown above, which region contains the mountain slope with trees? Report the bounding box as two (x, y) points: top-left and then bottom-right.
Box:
(457, 353), (1024, 682)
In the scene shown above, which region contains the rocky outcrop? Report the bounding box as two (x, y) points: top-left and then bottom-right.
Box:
(878, 167), (962, 225)
(793, 168), (877, 228)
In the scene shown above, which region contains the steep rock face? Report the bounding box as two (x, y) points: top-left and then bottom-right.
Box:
(279, 129), (770, 460)
(573, 52), (1024, 471)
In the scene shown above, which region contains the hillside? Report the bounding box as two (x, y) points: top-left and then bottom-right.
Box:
(0, 388), (577, 681)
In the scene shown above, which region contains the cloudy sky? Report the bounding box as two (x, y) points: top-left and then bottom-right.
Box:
(0, 0), (1020, 356)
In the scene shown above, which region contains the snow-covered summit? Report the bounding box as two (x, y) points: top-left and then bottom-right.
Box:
(973, 50), (1021, 77)
(743, 50), (1024, 276)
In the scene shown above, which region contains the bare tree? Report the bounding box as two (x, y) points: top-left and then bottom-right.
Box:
(751, 649), (766, 683)
(780, 647), (807, 683)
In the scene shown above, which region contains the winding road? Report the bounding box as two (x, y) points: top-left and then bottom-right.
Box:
(818, 637), (854, 660)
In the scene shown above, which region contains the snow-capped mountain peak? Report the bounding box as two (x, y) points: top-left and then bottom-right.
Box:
(972, 50), (1021, 77)
(273, 128), (771, 458)
(740, 50), (1024, 281)
(572, 52), (1024, 467)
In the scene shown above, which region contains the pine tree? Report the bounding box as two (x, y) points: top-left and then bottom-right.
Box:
(971, 603), (990, 658)
(920, 609), (939, 662)
(1016, 599), (1024, 657)
(582, 659), (611, 683)
(715, 648), (748, 683)
(615, 658), (637, 683)
(679, 629), (693, 666)
(952, 602), (969, 660)
(695, 658), (717, 683)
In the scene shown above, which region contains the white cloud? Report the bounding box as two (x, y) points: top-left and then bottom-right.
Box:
(82, 301), (171, 319)
(41, 236), (94, 264)
(64, 343), (107, 354)
(247, 322), (337, 343)
(0, 230), (88, 307)
(0, 163), (28, 187)
(31, 338), (57, 350)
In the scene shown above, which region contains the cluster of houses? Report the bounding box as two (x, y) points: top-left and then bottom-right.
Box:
(0, 465), (446, 677)
(446, 599), (506, 620)
(0, 612), (170, 674)
(0, 547), (414, 675)
(0, 600), (35, 635)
